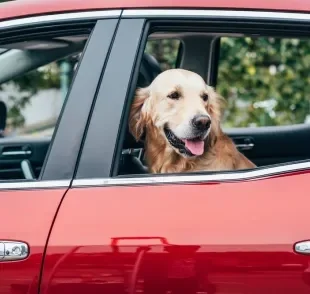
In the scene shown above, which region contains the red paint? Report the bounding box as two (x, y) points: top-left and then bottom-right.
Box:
(0, 189), (66, 294)
(0, 0), (309, 21)
(41, 172), (310, 294)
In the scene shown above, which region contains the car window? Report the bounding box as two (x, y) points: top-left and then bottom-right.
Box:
(217, 37), (310, 128)
(114, 24), (310, 178)
(1, 54), (79, 138)
(0, 34), (88, 181)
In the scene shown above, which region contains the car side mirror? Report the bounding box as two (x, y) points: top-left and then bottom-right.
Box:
(0, 101), (7, 137)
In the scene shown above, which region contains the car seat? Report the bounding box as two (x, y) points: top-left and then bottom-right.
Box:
(118, 53), (162, 175)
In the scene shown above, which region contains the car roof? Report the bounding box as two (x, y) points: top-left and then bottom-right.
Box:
(0, 0), (309, 21)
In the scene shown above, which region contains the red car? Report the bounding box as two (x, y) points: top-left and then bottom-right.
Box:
(1, 0), (310, 293)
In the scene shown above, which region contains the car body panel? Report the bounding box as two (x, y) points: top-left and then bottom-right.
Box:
(0, 188), (66, 294)
(0, 0), (309, 22)
(41, 171), (310, 294)
(226, 124), (310, 167)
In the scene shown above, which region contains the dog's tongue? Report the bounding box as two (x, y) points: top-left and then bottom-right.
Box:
(183, 139), (204, 155)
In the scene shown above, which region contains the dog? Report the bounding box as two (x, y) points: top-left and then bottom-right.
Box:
(129, 69), (256, 174)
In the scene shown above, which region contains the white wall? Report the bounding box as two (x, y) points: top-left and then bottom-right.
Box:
(0, 83), (63, 136)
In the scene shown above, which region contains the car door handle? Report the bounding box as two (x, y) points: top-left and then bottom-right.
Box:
(0, 241), (29, 261)
(1, 145), (32, 157)
(233, 137), (255, 151)
(2, 150), (32, 156)
(235, 143), (254, 150)
(295, 241), (310, 255)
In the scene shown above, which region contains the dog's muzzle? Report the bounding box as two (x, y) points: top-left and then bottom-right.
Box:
(191, 115), (211, 133)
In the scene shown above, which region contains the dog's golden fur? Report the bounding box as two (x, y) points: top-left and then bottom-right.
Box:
(129, 69), (255, 173)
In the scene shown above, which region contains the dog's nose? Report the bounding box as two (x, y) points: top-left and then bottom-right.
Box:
(192, 115), (211, 131)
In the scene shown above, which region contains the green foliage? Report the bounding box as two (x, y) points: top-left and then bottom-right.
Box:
(146, 37), (310, 128)
(217, 37), (310, 127)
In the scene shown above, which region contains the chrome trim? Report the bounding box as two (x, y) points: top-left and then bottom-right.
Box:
(0, 180), (70, 190)
(73, 161), (310, 187)
(0, 241), (29, 262)
(294, 241), (310, 255)
(0, 10), (121, 30)
(235, 143), (254, 150)
(123, 9), (310, 21)
(2, 150), (31, 156)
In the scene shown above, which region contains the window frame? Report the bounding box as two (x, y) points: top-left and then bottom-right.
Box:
(74, 18), (148, 180)
(73, 9), (310, 187)
(0, 10), (121, 189)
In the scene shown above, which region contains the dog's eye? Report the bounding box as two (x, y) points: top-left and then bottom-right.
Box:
(202, 93), (209, 102)
(167, 91), (180, 100)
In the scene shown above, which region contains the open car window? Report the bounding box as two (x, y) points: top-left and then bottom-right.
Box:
(117, 28), (310, 177)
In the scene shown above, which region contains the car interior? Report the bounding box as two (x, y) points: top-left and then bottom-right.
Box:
(0, 30), (310, 180)
(0, 34), (88, 180)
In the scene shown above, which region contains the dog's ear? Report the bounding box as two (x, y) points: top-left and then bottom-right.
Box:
(129, 87), (150, 141)
(207, 87), (226, 121)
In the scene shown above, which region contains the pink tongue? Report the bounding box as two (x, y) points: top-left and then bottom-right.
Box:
(184, 139), (205, 155)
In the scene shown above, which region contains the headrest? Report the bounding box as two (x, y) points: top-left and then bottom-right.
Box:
(137, 53), (162, 87)
(123, 53), (162, 149)
(143, 53), (162, 79)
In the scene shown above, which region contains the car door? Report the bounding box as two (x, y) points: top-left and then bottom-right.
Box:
(41, 12), (310, 294)
(225, 125), (310, 167)
(0, 12), (120, 294)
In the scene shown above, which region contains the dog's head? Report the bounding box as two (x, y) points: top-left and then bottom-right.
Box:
(129, 69), (225, 157)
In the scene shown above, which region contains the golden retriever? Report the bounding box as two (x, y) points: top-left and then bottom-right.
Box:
(129, 69), (256, 173)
